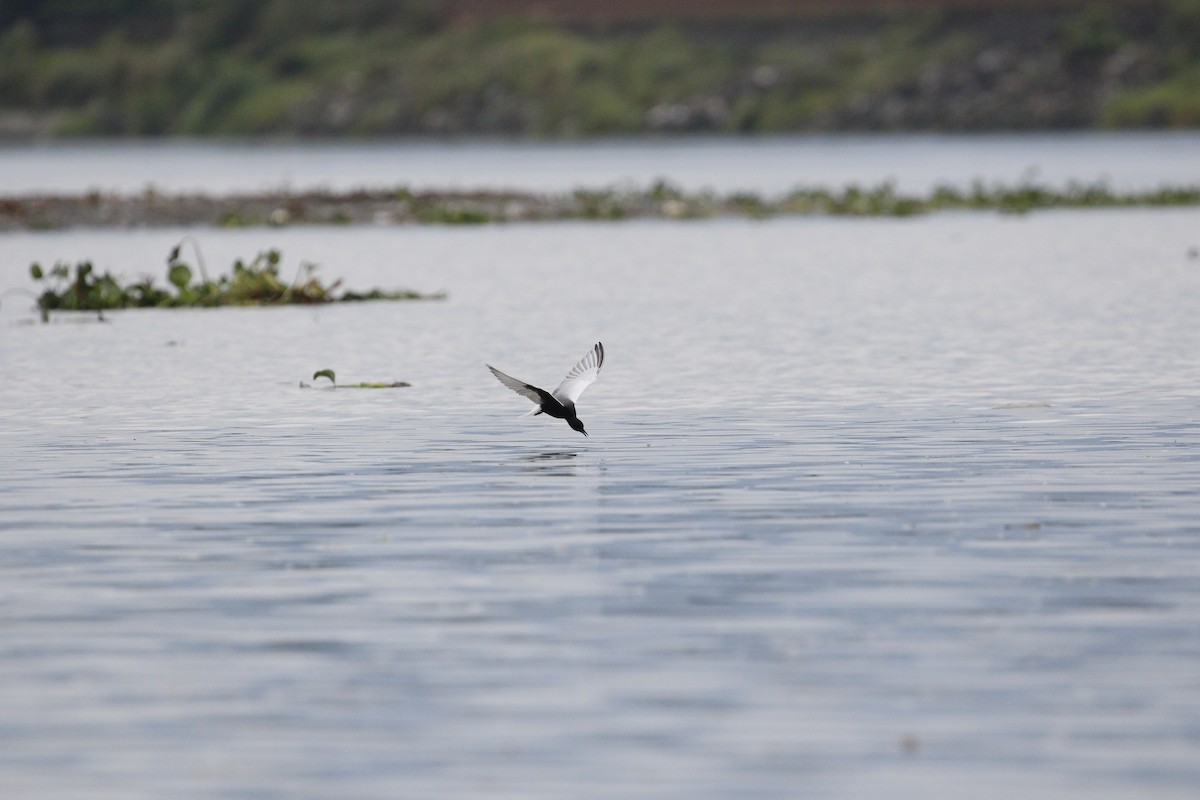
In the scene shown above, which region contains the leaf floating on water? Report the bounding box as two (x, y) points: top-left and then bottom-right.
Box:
(168, 263), (192, 289)
(313, 369), (336, 384)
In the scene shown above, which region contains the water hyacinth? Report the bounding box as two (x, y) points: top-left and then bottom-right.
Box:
(28, 243), (445, 322)
(6, 180), (1200, 232)
(300, 369), (411, 389)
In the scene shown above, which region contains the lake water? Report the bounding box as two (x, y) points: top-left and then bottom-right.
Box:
(1, 139), (1200, 799)
(4, 132), (1200, 195)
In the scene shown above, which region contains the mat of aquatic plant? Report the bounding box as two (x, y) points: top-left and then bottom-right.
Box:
(4, 180), (1200, 230)
(28, 245), (445, 320)
(301, 369), (411, 389)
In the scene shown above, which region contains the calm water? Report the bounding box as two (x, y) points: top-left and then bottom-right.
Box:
(2, 199), (1200, 796)
(4, 132), (1200, 195)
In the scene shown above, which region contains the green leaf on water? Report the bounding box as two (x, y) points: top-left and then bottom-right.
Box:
(313, 369), (336, 384)
(30, 263), (43, 280)
(168, 263), (192, 290)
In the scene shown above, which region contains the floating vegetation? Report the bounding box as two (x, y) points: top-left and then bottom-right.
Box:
(29, 242), (445, 321)
(4, 179), (1200, 232)
(300, 369), (411, 389)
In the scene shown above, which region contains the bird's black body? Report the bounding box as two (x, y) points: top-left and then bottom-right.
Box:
(518, 382), (579, 420)
(486, 342), (603, 437)
(530, 398), (586, 435)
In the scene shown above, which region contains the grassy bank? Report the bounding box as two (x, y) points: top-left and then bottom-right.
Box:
(2, 1), (1200, 137)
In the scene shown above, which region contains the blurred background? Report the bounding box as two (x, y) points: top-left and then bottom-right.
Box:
(1, 0), (1198, 140)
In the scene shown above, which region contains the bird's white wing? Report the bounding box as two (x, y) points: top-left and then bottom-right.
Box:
(552, 342), (604, 405)
(487, 364), (550, 406)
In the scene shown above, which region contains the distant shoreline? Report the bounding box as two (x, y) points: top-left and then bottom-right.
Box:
(4, 181), (1199, 231)
(4, 2), (1198, 139)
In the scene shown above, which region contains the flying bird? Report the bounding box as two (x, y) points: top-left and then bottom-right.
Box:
(486, 342), (605, 436)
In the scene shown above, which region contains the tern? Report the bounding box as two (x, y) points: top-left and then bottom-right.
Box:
(486, 342), (604, 437)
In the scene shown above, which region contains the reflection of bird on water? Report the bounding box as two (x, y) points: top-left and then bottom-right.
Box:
(486, 342), (605, 437)
(518, 450), (580, 474)
(522, 451), (578, 462)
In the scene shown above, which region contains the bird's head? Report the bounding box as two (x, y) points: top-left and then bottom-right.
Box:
(569, 417), (587, 437)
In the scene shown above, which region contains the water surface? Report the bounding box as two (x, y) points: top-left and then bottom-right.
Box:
(1, 209), (1199, 798)
(4, 132), (1200, 195)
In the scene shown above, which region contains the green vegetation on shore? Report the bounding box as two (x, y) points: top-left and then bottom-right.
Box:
(28, 243), (445, 321)
(3, 1), (1200, 137)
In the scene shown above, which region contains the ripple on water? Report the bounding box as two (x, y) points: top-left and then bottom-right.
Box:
(2, 210), (1199, 799)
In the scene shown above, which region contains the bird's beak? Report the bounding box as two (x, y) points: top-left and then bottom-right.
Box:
(581, 430), (588, 437)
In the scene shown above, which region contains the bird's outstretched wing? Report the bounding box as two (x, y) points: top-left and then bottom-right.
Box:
(487, 364), (554, 406)
(552, 342), (604, 405)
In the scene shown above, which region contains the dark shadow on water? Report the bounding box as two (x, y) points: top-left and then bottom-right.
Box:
(517, 450), (580, 475)
(521, 450), (579, 462)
